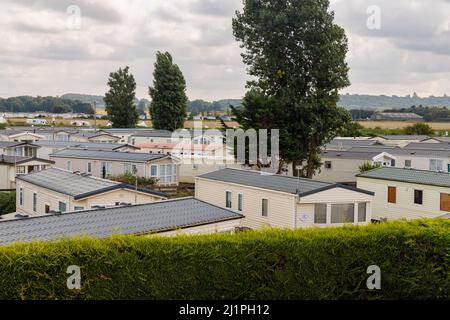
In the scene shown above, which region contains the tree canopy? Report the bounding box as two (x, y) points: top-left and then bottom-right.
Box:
(0, 96), (94, 114)
(104, 66), (139, 128)
(232, 0), (351, 177)
(149, 52), (188, 131)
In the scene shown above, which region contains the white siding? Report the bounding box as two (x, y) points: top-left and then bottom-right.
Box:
(357, 177), (449, 220)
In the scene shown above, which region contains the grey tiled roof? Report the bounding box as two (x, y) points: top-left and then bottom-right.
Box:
(357, 167), (450, 188)
(328, 139), (377, 146)
(35, 141), (137, 151)
(199, 169), (374, 196)
(322, 150), (388, 160)
(0, 198), (243, 245)
(404, 142), (450, 150)
(379, 135), (430, 141)
(16, 168), (166, 199)
(50, 149), (168, 162)
(348, 146), (450, 158)
(17, 168), (119, 197)
(199, 169), (332, 195)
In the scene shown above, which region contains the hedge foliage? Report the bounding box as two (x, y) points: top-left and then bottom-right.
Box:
(0, 219), (448, 300)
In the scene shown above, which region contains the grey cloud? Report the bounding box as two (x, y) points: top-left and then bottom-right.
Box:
(189, 0), (241, 16)
(7, 0), (122, 23)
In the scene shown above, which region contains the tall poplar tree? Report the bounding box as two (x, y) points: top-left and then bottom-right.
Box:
(104, 66), (139, 128)
(149, 52), (188, 131)
(232, 0), (351, 177)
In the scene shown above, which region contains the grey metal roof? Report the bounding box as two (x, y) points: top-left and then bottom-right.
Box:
(16, 168), (166, 199)
(50, 149), (168, 162)
(0, 141), (39, 148)
(328, 139), (377, 146)
(404, 142), (450, 150)
(357, 167), (450, 188)
(131, 130), (174, 138)
(17, 168), (119, 197)
(348, 146), (450, 158)
(322, 150), (389, 160)
(0, 198), (243, 245)
(378, 135), (430, 141)
(199, 168), (373, 198)
(35, 140), (137, 151)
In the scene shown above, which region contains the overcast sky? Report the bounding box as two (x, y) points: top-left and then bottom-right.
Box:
(1, 0), (450, 100)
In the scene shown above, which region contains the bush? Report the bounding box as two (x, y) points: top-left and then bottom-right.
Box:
(359, 162), (382, 173)
(107, 172), (158, 188)
(0, 192), (15, 216)
(404, 123), (435, 136)
(0, 219), (448, 300)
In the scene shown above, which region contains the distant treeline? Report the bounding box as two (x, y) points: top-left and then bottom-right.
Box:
(0, 96), (94, 114)
(338, 93), (450, 110)
(350, 105), (450, 122)
(187, 99), (242, 115)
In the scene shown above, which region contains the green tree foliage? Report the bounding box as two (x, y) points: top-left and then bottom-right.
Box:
(359, 162), (382, 173)
(149, 52), (188, 131)
(233, 0), (351, 177)
(337, 120), (364, 137)
(0, 96), (94, 114)
(0, 192), (16, 216)
(104, 66), (139, 128)
(403, 123), (435, 136)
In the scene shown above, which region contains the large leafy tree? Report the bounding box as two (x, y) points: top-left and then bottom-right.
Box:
(149, 52), (188, 131)
(233, 0), (351, 177)
(104, 66), (139, 128)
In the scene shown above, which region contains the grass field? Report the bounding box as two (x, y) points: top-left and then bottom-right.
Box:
(5, 118), (239, 129)
(5, 117), (449, 131)
(357, 121), (450, 130)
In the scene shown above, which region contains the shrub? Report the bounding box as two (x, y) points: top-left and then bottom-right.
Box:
(403, 123), (435, 136)
(107, 172), (158, 188)
(0, 219), (448, 300)
(359, 162), (382, 173)
(0, 191), (15, 216)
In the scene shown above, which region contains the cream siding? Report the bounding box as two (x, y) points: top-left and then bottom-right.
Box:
(155, 219), (241, 237)
(357, 177), (449, 221)
(16, 180), (163, 216)
(195, 178), (296, 229)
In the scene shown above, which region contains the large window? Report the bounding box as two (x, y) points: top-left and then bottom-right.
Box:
(414, 190), (423, 205)
(358, 203), (367, 222)
(262, 199), (269, 217)
(314, 204), (327, 224)
(32, 193), (37, 212)
(429, 159), (443, 172)
(226, 191), (232, 208)
(158, 164), (177, 184)
(238, 193), (243, 212)
(331, 204), (355, 224)
(101, 162), (111, 176)
(124, 163), (137, 174)
(388, 186), (397, 204)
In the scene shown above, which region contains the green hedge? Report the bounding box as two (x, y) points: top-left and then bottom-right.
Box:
(0, 219), (448, 300)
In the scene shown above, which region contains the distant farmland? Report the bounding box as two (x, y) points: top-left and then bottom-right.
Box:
(357, 121), (450, 130)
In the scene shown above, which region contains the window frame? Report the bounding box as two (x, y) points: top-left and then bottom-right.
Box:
(262, 198), (269, 217)
(238, 193), (243, 212)
(225, 191), (232, 209)
(414, 189), (423, 205)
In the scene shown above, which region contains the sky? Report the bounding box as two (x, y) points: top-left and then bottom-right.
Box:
(1, 0), (450, 101)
